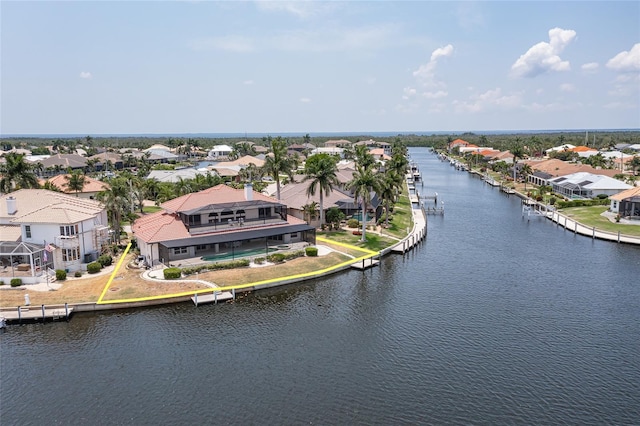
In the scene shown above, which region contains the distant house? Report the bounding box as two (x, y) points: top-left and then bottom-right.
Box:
(609, 187), (640, 218)
(448, 139), (470, 151)
(524, 159), (620, 186)
(548, 172), (632, 199)
(40, 174), (110, 199)
(88, 152), (124, 171)
(278, 182), (359, 227)
(311, 147), (344, 157)
(132, 184), (315, 265)
(146, 168), (215, 183)
(0, 189), (109, 281)
(208, 145), (234, 159)
(36, 154), (88, 176)
(324, 139), (351, 148)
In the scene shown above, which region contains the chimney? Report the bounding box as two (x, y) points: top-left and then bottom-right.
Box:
(6, 196), (17, 215)
(244, 183), (253, 201)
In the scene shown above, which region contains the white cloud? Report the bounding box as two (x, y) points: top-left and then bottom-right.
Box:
(606, 43), (640, 72)
(189, 36), (254, 52)
(413, 44), (454, 82)
(510, 27), (576, 78)
(560, 83), (575, 92)
(402, 87), (417, 100)
(453, 88), (521, 113)
(423, 90), (448, 99)
(581, 62), (599, 73)
(299, 97), (311, 103)
(79, 71), (92, 79)
(243, 80), (254, 85)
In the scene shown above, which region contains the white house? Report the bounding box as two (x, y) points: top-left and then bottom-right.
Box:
(208, 145), (234, 159)
(548, 172), (632, 199)
(0, 190), (109, 281)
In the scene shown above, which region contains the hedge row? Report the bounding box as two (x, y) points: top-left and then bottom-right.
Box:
(179, 259), (250, 277)
(556, 198), (610, 209)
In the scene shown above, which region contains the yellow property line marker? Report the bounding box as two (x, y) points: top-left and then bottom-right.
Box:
(98, 237), (378, 305)
(97, 242), (132, 304)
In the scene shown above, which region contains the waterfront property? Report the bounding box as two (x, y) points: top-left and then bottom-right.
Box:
(609, 186), (640, 219)
(132, 183), (315, 266)
(548, 172), (632, 199)
(0, 189), (110, 281)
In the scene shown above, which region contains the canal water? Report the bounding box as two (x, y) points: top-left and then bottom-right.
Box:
(2, 148), (639, 425)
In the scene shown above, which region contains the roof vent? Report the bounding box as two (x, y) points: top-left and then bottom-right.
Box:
(6, 196), (17, 215)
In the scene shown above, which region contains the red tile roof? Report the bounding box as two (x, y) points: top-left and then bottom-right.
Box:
(161, 184), (277, 213)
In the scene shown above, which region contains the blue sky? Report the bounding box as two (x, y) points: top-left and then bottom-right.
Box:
(1, 1), (639, 135)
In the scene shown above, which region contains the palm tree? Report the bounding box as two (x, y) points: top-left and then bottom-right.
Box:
(65, 171), (89, 197)
(262, 137), (296, 200)
(510, 142), (526, 183)
(0, 152), (40, 193)
(520, 164), (533, 190)
(354, 145), (375, 170)
(378, 171), (401, 227)
(303, 153), (339, 226)
(301, 201), (319, 225)
(346, 165), (381, 242)
(97, 178), (130, 245)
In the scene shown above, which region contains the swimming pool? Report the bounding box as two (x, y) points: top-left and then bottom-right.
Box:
(200, 247), (277, 262)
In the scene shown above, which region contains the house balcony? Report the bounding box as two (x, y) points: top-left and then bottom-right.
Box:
(55, 235), (80, 249)
(188, 216), (287, 236)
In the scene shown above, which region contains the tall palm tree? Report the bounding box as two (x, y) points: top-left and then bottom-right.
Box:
(303, 153), (339, 226)
(346, 165), (381, 242)
(97, 178), (130, 244)
(520, 164), (533, 190)
(510, 142), (526, 183)
(262, 137), (296, 200)
(65, 171), (89, 197)
(378, 171), (401, 227)
(354, 145), (375, 170)
(0, 152), (40, 193)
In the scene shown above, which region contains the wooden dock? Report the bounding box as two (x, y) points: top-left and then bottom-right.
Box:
(1, 305), (74, 324)
(191, 290), (234, 306)
(350, 258), (379, 270)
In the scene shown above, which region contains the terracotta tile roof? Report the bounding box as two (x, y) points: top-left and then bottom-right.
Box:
(161, 184), (278, 214)
(131, 211), (190, 243)
(37, 154), (87, 169)
(523, 159), (620, 178)
(570, 146), (597, 153)
(0, 189), (104, 224)
(41, 174), (110, 194)
(215, 155), (265, 167)
(279, 182), (354, 210)
(449, 139), (469, 147)
(609, 186), (640, 201)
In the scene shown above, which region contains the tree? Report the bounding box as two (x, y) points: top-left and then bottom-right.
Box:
(509, 143), (526, 183)
(303, 153), (339, 226)
(630, 156), (640, 175)
(97, 178), (130, 245)
(0, 153), (40, 193)
(354, 145), (375, 169)
(65, 171), (89, 197)
(378, 171), (401, 227)
(262, 137), (296, 200)
(346, 165), (381, 242)
(520, 164), (533, 190)
(302, 201), (319, 225)
(325, 207), (345, 230)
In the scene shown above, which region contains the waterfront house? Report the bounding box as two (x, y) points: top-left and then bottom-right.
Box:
(0, 189), (109, 281)
(548, 172), (632, 199)
(609, 186), (640, 218)
(132, 184), (315, 266)
(35, 154), (88, 176)
(207, 145), (234, 159)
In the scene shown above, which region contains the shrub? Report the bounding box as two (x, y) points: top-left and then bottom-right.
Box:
(352, 231), (362, 236)
(305, 246), (318, 257)
(10, 278), (22, 287)
(164, 267), (182, 279)
(254, 257), (265, 265)
(267, 253), (286, 263)
(55, 269), (67, 281)
(205, 259), (250, 271)
(74, 271), (82, 278)
(98, 254), (113, 267)
(347, 218), (359, 228)
(0, 280), (5, 286)
(87, 262), (102, 274)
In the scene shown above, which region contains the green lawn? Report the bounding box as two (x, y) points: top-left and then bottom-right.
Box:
(560, 206), (640, 237)
(383, 186), (412, 239)
(318, 229), (397, 252)
(143, 205), (162, 214)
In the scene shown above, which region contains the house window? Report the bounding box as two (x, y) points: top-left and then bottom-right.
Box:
(196, 245), (208, 250)
(62, 247), (80, 262)
(173, 247), (188, 255)
(188, 215), (201, 226)
(259, 207), (271, 218)
(25, 225), (32, 238)
(60, 225), (78, 236)
(613, 201), (618, 209)
(290, 233), (298, 238)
